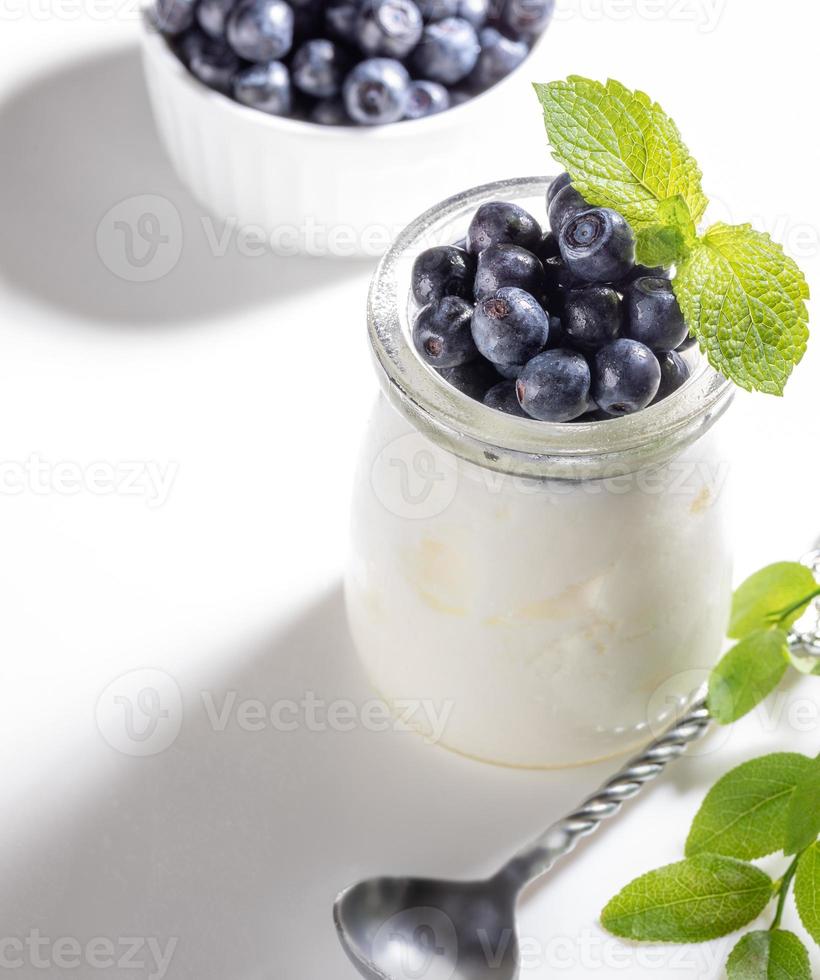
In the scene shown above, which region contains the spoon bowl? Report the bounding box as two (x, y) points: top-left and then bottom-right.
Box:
(334, 875), (520, 980)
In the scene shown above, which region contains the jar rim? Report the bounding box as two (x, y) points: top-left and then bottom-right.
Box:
(367, 176), (734, 479)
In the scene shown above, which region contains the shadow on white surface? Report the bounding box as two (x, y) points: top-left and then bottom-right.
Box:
(0, 585), (682, 980)
(0, 46), (373, 328)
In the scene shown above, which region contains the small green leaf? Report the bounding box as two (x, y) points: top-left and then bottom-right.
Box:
(533, 77), (707, 231)
(673, 224), (810, 395)
(686, 753), (811, 860)
(785, 756), (820, 855)
(708, 629), (790, 724)
(730, 563), (819, 639)
(726, 930), (811, 980)
(635, 195), (697, 267)
(794, 842), (820, 944)
(600, 854), (772, 943)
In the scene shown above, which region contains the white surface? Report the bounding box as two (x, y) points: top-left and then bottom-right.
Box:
(0, 2), (819, 978)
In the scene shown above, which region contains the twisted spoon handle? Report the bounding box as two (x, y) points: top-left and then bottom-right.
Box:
(501, 691), (712, 889)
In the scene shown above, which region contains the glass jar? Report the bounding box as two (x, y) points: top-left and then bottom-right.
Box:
(346, 177), (735, 769)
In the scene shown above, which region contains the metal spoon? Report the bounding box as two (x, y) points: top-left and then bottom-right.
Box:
(335, 550), (820, 980)
(333, 694), (710, 980)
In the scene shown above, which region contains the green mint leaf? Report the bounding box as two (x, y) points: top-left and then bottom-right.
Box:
(708, 629), (790, 724)
(785, 755), (820, 855)
(686, 753), (812, 860)
(635, 195), (697, 267)
(726, 930), (812, 980)
(730, 563), (819, 639)
(600, 854), (772, 942)
(673, 224), (810, 395)
(533, 77), (707, 236)
(794, 842), (820, 945)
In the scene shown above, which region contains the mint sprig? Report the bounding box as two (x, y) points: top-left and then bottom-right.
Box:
(599, 560), (820, 973)
(534, 77), (811, 395)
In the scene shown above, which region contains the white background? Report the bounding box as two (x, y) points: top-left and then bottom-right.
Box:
(1, 0), (819, 977)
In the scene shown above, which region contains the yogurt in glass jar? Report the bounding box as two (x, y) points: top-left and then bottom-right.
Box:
(346, 177), (735, 768)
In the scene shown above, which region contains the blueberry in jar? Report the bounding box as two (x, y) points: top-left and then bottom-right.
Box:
(413, 17), (480, 85)
(547, 182), (588, 235)
(233, 61), (292, 113)
(593, 338), (661, 416)
(473, 244), (544, 300)
(466, 201), (542, 255)
(562, 285), (622, 352)
(559, 207), (636, 284)
(624, 276), (689, 352)
(437, 359), (499, 399)
(471, 286), (549, 366)
(515, 349), (591, 422)
(413, 296), (478, 367)
(343, 57), (410, 124)
(356, 0), (424, 58)
(226, 0), (295, 61)
(411, 245), (475, 304)
(404, 79), (450, 117)
(653, 350), (691, 402)
(483, 380), (527, 416)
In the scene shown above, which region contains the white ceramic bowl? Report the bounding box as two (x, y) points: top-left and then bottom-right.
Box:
(140, 25), (549, 256)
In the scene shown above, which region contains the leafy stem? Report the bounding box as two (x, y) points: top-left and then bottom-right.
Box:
(771, 854), (800, 929)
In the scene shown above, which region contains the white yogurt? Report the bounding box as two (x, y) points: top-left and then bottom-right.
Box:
(346, 396), (733, 768)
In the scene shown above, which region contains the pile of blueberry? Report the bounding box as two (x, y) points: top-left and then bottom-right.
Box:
(411, 174), (697, 422)
(149, 0), (552, 125)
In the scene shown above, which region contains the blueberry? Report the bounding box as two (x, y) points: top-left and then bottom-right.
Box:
(653, 351), (691, 403)
(356, 0), (423, 57)
(471, 287), (549, 366)
(455, 0), (487, 28)
(516, 349), (591, 422)
(624, 276), (688, 352)
(342, 58), (410, 124)
(494, 361), (523, 379)
(405, 80), (450, 117)
(547, 183), (588, 235)
(546, 171), (571, 206)
(413, 17), (480, 85)
(534, 231), (559, 263)
(413, 296), (477, 367)
(325, 0), (361, 40)
(593, 338), (661, 416)
(438, 359), (499, 400)
(179, 31), (242, 92)
(465, 27), (527, 92)
(496, 0), (554, 37)
(466, 201), (541, 255)
(562, 286), (622, 352)
(226, 0), (294, 61)
(412, 245), (474, 304)
(483, 380), (527, 416)
(232, 61), (291, 114)
(416, 0), (457, 18)
(474, 244), (544, 300)
(559, 207), (636, 284)
(152, 0), (196, 34)
(292, 39), (349, 97)
(195, 0), (234, 36)
(310, 98), (350, 124)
